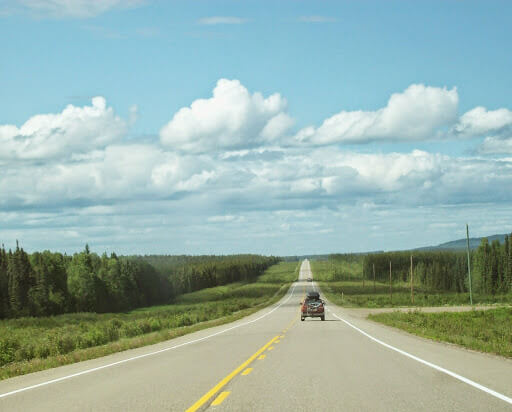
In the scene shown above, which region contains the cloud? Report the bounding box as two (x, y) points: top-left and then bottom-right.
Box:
(17, 0), (144, 18)
(197, 16), (247, 25)
(479, 137), (512, 154)
(160, 79), (293, 152)
(295, 84), (458, 145)
(298, 16), (337, 23)
(452, 106), (512, 154)
(0, 144), (215, 209)
(207, 215), (244, 223)
(453, 106), (512, 137)
(2, 80), (512, 254)
(0, 97), (126, 160)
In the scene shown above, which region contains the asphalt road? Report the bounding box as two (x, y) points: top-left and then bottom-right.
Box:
(1, 260), (511, 411)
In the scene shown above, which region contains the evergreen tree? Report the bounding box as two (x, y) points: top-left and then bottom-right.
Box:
(7, 243), (34, 316)
(505, 234), (512, 292)
(0, 246), (9, 318)
(67, 246), (100, 312)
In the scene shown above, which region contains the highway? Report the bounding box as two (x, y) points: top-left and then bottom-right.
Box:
(0, 260), (511, 411)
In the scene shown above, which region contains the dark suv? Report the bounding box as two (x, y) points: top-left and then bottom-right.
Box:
(301, 291), (325, 321)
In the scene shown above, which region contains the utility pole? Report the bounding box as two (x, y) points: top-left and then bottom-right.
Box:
(410, 255), (414, 304)
(373, 263), (376, 292)
(389, 260), (392, 305)
(466, 224), (473, 306)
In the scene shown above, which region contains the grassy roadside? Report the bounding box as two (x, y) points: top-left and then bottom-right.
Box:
(0, 261), (299, 381)
(312, 259), (512, 358)
(312, 260), (512, 308)
(369, 308), (512, 358)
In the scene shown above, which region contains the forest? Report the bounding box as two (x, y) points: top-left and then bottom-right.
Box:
(0, 242), (279, 319)
(362, 234), (512, 294)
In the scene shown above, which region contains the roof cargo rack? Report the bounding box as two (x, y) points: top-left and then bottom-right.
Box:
(306, 291), (320, 299)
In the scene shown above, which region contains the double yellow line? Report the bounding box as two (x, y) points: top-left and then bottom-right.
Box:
(186, 277), (304, 410)
(186, 335), (279, 412)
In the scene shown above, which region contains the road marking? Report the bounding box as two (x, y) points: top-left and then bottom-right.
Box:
(329, 310), (512, 406)
(258, 355), (266, 360)
(0, 283), (299, 400)
(241, 368), (253, 376)
(282, 311), (300, 336)
(267, 346), (274, 351)
(185, 336), (278, 412)
(211, 391), (230, 406)
(274, 340), (280, 344)
(280, 335), (284, 338)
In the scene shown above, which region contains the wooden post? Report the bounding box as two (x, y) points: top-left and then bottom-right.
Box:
(373, 263), (376, 292)
(389, 260), (392, 305)
(410, 255), (414, 304)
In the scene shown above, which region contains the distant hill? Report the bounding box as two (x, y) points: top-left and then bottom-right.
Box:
(284, 234), (509, 258)
(416, 233), (508, 251)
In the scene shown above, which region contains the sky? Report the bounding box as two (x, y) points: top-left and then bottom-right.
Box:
(1, 0), (512, 256)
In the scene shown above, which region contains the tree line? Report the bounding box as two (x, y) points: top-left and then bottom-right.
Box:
(0, 243), (279, 319)
(139, 254), (280, 295)
(361, 234), (512, 294)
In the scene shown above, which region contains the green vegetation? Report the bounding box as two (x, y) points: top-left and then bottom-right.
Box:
(311, 247), (512, 308)
(0, 242), (279, 319)
(369, 308), (512, 358)
(364, 235), (512, 295)
(0, 261), (297, 380)
(139, 254), (280, 296)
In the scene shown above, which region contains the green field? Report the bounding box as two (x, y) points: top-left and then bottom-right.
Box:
(369, 308), (512, 358)
(0, 261), (298, 380)
(312, 260), (512, 308)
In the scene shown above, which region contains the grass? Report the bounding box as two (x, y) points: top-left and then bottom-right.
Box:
(311, 260), (512, 308)
(0, 261), (298, 381)
(369, 308), (512, 358)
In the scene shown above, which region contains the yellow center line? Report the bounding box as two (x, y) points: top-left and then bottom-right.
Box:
(185, 335), (279, 412)
(241, 368), (253, 376)
(268, 346), (274, 351)
(258, 354), (266, 360)
(211, 391), (230, 406)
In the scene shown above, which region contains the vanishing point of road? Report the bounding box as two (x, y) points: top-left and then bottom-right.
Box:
(1, 260), (511, 411)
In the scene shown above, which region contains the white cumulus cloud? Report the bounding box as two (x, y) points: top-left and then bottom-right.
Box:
(17, 0), (144, 18)
(295, 84), (458, 145)
(452, 106), (512, 154)
(453, 106), (512, 137)
(160, 79), (293, 153)
(0, 97), (126, 161)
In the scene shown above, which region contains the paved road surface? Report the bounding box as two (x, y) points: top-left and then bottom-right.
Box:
(1, 260), (511, 411)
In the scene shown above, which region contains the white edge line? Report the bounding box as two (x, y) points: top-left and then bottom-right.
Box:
(328, 309), (512, 405)
(0, 282), (298, 400)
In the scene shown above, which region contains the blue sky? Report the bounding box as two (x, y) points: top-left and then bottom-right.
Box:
(1, 0), (512, 255)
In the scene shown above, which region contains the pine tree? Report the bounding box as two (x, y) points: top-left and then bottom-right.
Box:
(506, 234), (512, 292)
(0, 246), (9, 318)
(7, 243), (33, 316)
